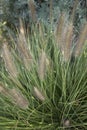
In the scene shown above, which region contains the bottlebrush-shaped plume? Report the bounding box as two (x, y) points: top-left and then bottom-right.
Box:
(33, 87), (45, 101)
(2, 42), (18, 77)
(0, 84), (9, 96)
(9, 88), (29, 109)
(55, 14), (73, 61)
(63, 119), (70, 128)
(29, 0), (37, 22)
(62, 22), (73, 61)
(0, 85), (4, 93)
(75, 23), (87, 57)
(17, 19), (33, 70)
(0, 83), (28, 109)
(38, 50), (47, 80)
(55, 13), (65, 49)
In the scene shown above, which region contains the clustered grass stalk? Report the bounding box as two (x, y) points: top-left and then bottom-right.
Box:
(0, 13), (87, 130)
(17, 19), (33, 70)
(28, 0), (37, 23)
(2, 42), (18, 78)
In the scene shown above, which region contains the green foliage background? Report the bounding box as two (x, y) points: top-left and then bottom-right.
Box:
(1, 0), (87, 31)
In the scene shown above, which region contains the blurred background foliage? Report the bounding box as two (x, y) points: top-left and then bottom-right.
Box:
(0, 0), (87, 33)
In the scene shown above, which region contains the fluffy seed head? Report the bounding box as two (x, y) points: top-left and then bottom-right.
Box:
(2, 42), (18, 77)
(63, 119), (70, 127)
(62, 22), (73, 61)
(9, 88), (29, 109)
(55, 13), (65, 49)
(0, 84), (9, 96)
(38, 50), (47, 80)
(33, 87), (45, 101)
(75, 23), (87, 57)
(55, 13), (73, 61)
(29, 0), (37, 22)
(17, 22), (33, 69)
(0, 85), (4, 93)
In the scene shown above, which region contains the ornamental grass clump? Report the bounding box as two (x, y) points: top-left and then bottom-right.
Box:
(0, 16), (87, 130)
(2, 42), (18, 78)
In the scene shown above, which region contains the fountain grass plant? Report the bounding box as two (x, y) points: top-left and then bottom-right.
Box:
(0, 14), (87, 130)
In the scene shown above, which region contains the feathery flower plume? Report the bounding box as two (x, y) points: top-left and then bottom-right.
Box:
(19, 19), (26, 37)
(70, 0), (78, 22)
(0, 84), (8, 95)
(63, 22), (73, 61)
(0, 83), (28, 109)
(0, 85), (4, 93)
(49, 0), (53, 23)
(55, 13), (73, 61)
(0, 85), (5, 93)
(37, 22), (45, 44)
(17, 20), (33, 69)
(63, 119), (70, 128)
(9, 88), (29, 109)
(2, 42), (18, 77)
(75, 23), (87, 57)
(18, 18), (27, 45)
(29, 0), (37, 22)
(33, 87), (45, 101)
(55, 13), (65, 49)
(38, 50), (47, 80)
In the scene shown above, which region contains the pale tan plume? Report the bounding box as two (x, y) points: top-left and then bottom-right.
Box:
(0, 85), (4, 93)
(55, 13), (73, 61)
(63, 22), (73, 61)
(23, 58), (33, 70)
(29, 0), (37, 22)
(75, 23), (87, 57)
(49, 0), (53, 23)
(9, 88), (29, 109)
(17, 20), (33, 69)
(0, 84), (8, 95)
(2, 42), (18, 77)
(38, 22), (44, 43)
(0, 83), (29, 109)
(55, 13), (65, 49)
(0, 84), (10, 98)
(70, 0), (78, 22)
(63, 119), (70, 127)
(33, 87), (45, 101)
(38, 50), (47, 80)
(19, 18), (25, 35)
(18, 19), (31, 59)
